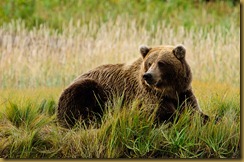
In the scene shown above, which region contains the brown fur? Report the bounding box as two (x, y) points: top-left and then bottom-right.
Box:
(57, 45), (209, 128)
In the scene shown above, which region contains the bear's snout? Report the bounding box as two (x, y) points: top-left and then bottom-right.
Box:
(143, 73), (154, 85)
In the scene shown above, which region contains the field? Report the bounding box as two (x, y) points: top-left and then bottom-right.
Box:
(0, 0), (240, 158)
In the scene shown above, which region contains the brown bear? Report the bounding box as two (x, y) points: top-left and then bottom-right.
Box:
(57, 44), (209, 128)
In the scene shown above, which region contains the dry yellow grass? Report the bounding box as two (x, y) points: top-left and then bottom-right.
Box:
(0, 18), (240, 89)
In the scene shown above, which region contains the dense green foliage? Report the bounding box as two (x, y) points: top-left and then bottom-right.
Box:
(0, 0), (240, 30)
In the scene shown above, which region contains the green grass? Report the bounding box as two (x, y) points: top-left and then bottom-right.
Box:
(0, 83), (240, 158)
(0, 0), (240, 30)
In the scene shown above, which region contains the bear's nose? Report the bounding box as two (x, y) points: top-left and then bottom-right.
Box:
(143, 73), (153, 82)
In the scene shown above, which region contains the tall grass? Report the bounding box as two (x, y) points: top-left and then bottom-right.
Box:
(0, 17), (240, 88)
(0, 85), (240, 158)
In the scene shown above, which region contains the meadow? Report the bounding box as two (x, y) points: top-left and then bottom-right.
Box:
(0, 0), (240, 158)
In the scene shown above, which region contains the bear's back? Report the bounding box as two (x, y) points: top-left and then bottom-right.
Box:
(74, 62), (145, 101)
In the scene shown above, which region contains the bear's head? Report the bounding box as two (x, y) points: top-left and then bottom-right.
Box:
(139, 44), (192, 93)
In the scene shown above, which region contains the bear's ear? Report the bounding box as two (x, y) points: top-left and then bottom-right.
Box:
(139, 45), (151, 58)
(173, 45), (186, 60)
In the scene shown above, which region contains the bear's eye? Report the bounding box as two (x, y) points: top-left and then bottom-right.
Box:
(148, 63), (152, 67)
(158, 61), (165, 67)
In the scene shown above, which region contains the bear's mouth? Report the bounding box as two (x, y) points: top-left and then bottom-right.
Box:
(145, 80), (155, 86)
(145, 80), (163, 88)
(155, 80), (163, 87)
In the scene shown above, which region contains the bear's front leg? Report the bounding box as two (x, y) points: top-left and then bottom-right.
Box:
(156, 99), (177, 124)
(179, 89), (209, 124)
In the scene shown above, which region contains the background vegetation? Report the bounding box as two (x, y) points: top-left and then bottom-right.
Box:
(0, 0), (240, 30)
(0, 0), (240, 158)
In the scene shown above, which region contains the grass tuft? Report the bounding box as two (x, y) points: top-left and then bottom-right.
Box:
(1, 85), (239, 158)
